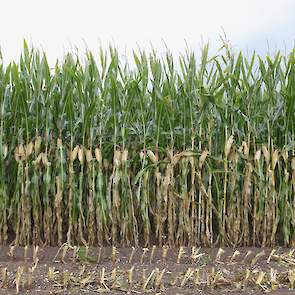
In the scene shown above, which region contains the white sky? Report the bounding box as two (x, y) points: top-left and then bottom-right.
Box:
(0, 0), (294, 65)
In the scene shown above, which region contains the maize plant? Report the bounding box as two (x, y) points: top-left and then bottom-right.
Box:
(0, 41), (294, 247)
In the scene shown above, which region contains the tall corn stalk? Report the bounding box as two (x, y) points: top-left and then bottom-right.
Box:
(0, 42), (294, 247)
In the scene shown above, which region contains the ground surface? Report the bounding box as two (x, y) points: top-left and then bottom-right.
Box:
(0, 246), (295, 294)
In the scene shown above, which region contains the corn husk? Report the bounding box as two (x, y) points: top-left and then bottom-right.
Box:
(78, 146), (84, 164)
(139, 150), (145, 161)
(241, 141), (249, 158)
(254, 150), (261, 162)
(95, 148), (102, 162)
(121, 149), (128, 163)
(2, 144), (8, 159)
(19, 144), (25, 158)
(262, 145), (270, 163)
(72, 145), (79, 161)
(113, 150), (121, 166)
(34, 136), (42, 154)
(224, 135), (234, 158)
(281, 149), (288, 163)
(15, 144), (25, 162)
(25, 142), (34, 157)
(272, 149), (279, 170)
(86, 149), (93, 162)
(14, 150), (20, 162)
(147, 150), (157, 163)
(199, 149), (209, 169)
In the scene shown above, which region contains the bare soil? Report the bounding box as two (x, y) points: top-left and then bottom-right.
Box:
(0, 246), (294, 294)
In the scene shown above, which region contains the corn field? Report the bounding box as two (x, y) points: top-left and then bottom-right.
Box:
(0, 42), (294, 248)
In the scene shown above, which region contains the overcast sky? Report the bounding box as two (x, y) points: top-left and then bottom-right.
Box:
(0, 0), (294, 64)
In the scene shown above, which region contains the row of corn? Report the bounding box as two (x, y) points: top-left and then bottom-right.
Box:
(0, 42), (294, 247)
(1, 139), (294, 246)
